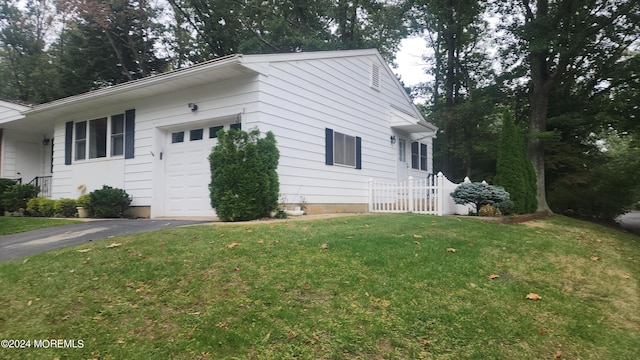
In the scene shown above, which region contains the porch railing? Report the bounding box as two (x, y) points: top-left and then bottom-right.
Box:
(28, 176), (53, 198)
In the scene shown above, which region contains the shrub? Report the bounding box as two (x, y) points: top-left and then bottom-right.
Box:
(451, 182), (511, 215)
(55, 198), (78, 217)
(26, 197), (56, 217)
(90, 186), (131, 218)
(1, 184), (40, 213)
(493, 113), (537, 214)
(479, 204), (502, 217)
(76, 194), (92, 209)
(0, 178), (18, 215)
(209, 128), (279, 221)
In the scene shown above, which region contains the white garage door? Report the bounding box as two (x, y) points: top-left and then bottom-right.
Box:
(164, 128), (218, 217)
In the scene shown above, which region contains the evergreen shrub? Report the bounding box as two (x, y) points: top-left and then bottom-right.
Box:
(209, 128), (279, 221)
(0, 178), (19, 215)
(26, 197), (55, 217)
(55, 198), (78, 217)
(451, 182), (511, 215)
(1, 184), (40, 213)
(90, 186), (131, 218)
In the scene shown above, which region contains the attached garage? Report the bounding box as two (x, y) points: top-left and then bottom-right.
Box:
(162, 122), (241, 217)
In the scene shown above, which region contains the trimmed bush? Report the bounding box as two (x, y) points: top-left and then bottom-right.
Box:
(451, 182), (511, 214)
(209, 128), (279, 221)
(1, 184), (40, 213)
(0, 178), (18, 215)
(90, 186), (131, 218)
(26, 197), (56, 217)
(55, 198), (78, 217)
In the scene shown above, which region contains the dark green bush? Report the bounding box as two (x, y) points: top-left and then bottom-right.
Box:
(209, 128), (279, 221)
(1, 184), (40, 213)
(90, 186), (131, 218)
(451, 182), (511, 215)
(55, 198), (78, 217)
(0, 178), (19, 215)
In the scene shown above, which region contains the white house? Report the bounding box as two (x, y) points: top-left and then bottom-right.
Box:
(0, 49), (437, 218)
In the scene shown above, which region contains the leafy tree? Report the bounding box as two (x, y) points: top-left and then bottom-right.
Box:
(209, 128), (279, 221)
(494, 112), (537, 214)
(493, 0), (640, 212)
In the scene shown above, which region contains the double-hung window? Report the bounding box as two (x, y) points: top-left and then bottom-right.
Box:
(411, 141), (428, 171)
(111, 114), (125, 156)
(325, 128), (361, 169)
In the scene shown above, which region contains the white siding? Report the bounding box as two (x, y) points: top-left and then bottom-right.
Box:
(249, 54), (417, 206)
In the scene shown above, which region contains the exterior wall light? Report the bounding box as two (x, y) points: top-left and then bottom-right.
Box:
(188, 103), (198, 112)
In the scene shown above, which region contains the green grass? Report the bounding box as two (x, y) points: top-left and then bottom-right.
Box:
(0, 214), (638, 359)
(0, 217), (80, 235)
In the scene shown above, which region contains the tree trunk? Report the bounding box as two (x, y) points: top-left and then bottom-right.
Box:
(528, 86), (552, 213)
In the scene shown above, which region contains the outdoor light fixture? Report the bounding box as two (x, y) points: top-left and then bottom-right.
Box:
(390, 135), (397, 144)
(42, 137), (50, 146)
(188, 103), (198, 112)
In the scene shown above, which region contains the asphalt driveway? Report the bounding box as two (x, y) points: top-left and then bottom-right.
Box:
(0, 219), (212, 262)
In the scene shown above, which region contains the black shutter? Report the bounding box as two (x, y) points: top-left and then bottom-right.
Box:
(325, 128), (334, 165)
(124, 109), (135, 159)
(355, 136), (362, 169)
(64, 121), (73, 165)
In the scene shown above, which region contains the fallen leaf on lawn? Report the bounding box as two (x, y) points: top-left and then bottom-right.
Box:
(27, 300), (32, 307)
(595, 239), (602, 243)
(217, 322), (228, 329)
(446, 248), (457, 252)
(287, 330), (298, 339)
(246, 229), (253, 233)
(590, 256), (601, 261)
(106, 243), (122, 248)
(553, 350), (563, 359)
(414, 241), (421, 245)
(469, 242), (475, 247)
(488, 274), (500, 280)
(526, 293), (542, 301)
(159, 242), (165, 248)
(623, 274), (631, 279)
(303, 284), (310, 290)
(421, 339), (430, 347)
(22, 259), (29, 264)
(77, 249), (91, 253)
(539, 328), (547, 335)
(320, 243), (328, 249)
(116, 339), (125, 344)
(226, 242), (240, 249)
(265, 332), (271, 340)
(234, 267), (241, 272)
(313, 333), (319, 340)
(364, 291), (370, 297)
(83, 257), (91, 265)
(257, 239), (264, 244)
(413, 234), (423, 238)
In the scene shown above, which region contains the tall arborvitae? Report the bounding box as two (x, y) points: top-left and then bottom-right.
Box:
(494, 113), (537, 214)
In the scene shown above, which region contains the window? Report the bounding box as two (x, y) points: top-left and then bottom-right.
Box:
(111, 114), (124, 156)
(411, 141), (428, 171)
(209, 126), (223, 138)
(334, 131), (356, 167)
(230, 123), (241, 131)
(75, 121), (87, 160)
(190, 129), (204, 141)
(325, 128), (361, 169)
(66, 110), (135, 164)
(398, 138), (406, 162)
(171, 132), (185, 143)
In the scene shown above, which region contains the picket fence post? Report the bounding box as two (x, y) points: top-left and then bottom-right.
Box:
(437, 172), (445, 216)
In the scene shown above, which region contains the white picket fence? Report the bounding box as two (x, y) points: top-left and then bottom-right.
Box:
(368, 172), (472, 216)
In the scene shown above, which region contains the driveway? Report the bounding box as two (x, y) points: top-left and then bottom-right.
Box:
(617, 211), (640, 235)
(0, 219), (213, 262)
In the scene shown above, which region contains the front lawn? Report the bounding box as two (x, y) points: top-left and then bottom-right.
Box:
(0, 214), (638, 359)
(0, 217), (80, 236)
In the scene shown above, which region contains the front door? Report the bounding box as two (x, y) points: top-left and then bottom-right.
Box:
(397, 137), (408, 182)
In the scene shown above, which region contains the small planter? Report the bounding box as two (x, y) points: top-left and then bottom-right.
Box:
(77, 207), (90, 218)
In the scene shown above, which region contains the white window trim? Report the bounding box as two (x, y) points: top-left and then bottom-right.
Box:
(74, 113), (125, 162)
(334, 131), (357, 167)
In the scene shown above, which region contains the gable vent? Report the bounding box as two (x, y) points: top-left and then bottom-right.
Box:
(370, 63), (380, 91)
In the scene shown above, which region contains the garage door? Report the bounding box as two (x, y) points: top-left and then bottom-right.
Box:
(164, 128), (218, 217)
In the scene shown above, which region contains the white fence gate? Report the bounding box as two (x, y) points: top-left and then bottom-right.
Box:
(368, 172), (472, 216)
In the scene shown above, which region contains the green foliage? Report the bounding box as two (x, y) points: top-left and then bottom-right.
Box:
(55, 198), (78, 218)
(451, 182), (511, 214)
(0, 178), (19, 214)
(1, 184), (40, 213)
(494, 113), (537, 214)
(26, 197), (55, 217)
(76, 194), (92, 209)
(89, 186), (131, 218)
(209, 128), (279, 221)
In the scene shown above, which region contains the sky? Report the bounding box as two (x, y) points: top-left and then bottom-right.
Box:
(393, 36), (432, 87)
